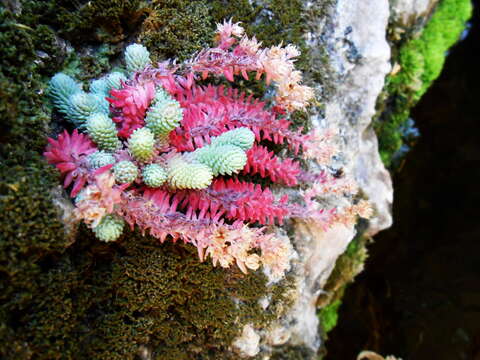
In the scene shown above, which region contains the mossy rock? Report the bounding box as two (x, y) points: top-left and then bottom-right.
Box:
(0, 1), (311, 358)
(316, 221), (370, 339)
(375, 0), (472, 167)
(269, 344), (317, 360)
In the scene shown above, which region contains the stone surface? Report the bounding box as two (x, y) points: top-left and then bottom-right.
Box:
(390, 0), (440, 27)
(50, 185), (79, 246)
(233, 0), (394, 356)
(232, 324), (261, 357)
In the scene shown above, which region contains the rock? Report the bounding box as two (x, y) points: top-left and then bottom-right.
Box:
(50, 186), (79, 246)
(236, 0), (394, 356)
(233, 324), (261, 357)
(391, 0), (440, 27)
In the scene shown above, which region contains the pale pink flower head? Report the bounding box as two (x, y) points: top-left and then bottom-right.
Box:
(276, 82), (315, 111)
(215, 19), (244, 49)
(302, 127), (338, 163)
(244, 254), (261, 271)
(262, 55), (294, 85)
(216, 19), (244, 38)
(355, 200), (374, 219)
(239, 36), (262, 56)
(260, 44), (304, 88)
(74, 170), (127, 228)
(74, 196), (106, 227)
(284, 44), (301, 59)
(94, 171), (126, 213)
(206, 226), (236, 268)
(259, 235), (293, 280)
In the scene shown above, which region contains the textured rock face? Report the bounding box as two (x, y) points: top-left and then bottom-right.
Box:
(232, 0), (394, 356)
(391, 0), (440, 26)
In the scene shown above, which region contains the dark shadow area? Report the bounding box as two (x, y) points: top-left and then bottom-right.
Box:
(326, 3), (480, 360)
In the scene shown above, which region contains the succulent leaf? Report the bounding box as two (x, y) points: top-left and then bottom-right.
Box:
(211, 128), (255, 150)
(167, 156), (213, 190)
(113, 160), (138, 184)
(86, 113), (121, 151)
(106, 72), (127, 91)
(125, 44), (151, 73)
(128, 127), (155, 162)
(93, 214), (125, 242)
(90, 78), (109, 95)
(194, 144), (247, 176)
(67, 92), (108, 128)
(48, 73), (82, 114)
(145, 97), (183, 138)
(143, 164), (167, 188)
(88, 151), (116, 169)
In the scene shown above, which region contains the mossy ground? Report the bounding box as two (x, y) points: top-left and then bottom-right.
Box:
(0, 1), (310, 358)
(375, 0), (472, 167)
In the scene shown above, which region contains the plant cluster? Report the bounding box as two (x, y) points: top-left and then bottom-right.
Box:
(44, 20), (372, 280)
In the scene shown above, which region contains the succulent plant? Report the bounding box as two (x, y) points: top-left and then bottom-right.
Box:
(86, 113), (121, 151)
(210, 127), (255, 150)
(145, 96), (183, 138)
(194, 144), (247, 176)
(125, 43), (151, 73)
(67, 92), (106, 128)
(142, 163), (167, 188)
(128, 127), (155, 162)
(48, 73), (82, 114)
(167, 156), (213, 190)
(88, 151), (116, 169)
(106, 71), (127, 91)
(93, 214), (125, 242)
(90, 78), (109, 95)
(113, 160), (138, 184)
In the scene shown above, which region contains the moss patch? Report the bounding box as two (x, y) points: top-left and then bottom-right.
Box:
(139, 0), (213, 62)
(318, 299), (342, 335)
(1, 224), (289, 359)
(375, 0), (472, 167)
(20, 0), (147, 45)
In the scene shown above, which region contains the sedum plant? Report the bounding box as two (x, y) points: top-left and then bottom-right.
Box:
(44, 22), (372, 280)
(142, 163), (167, 188)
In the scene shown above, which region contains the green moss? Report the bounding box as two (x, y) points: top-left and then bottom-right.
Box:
(1, 227), (286, 359)
(19, 0), (148, 45)
(375, 0), (472, 167)
(79, 44), (118, 81)
(398, 0), (472, 100)
(0, 8), (58, 152)
(318, 300), (341, 335)
(139, 0), (213, 62)
(0, 158), (71, 359)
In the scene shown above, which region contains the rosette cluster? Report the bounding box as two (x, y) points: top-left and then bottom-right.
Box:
(44, 25), (372, 280)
